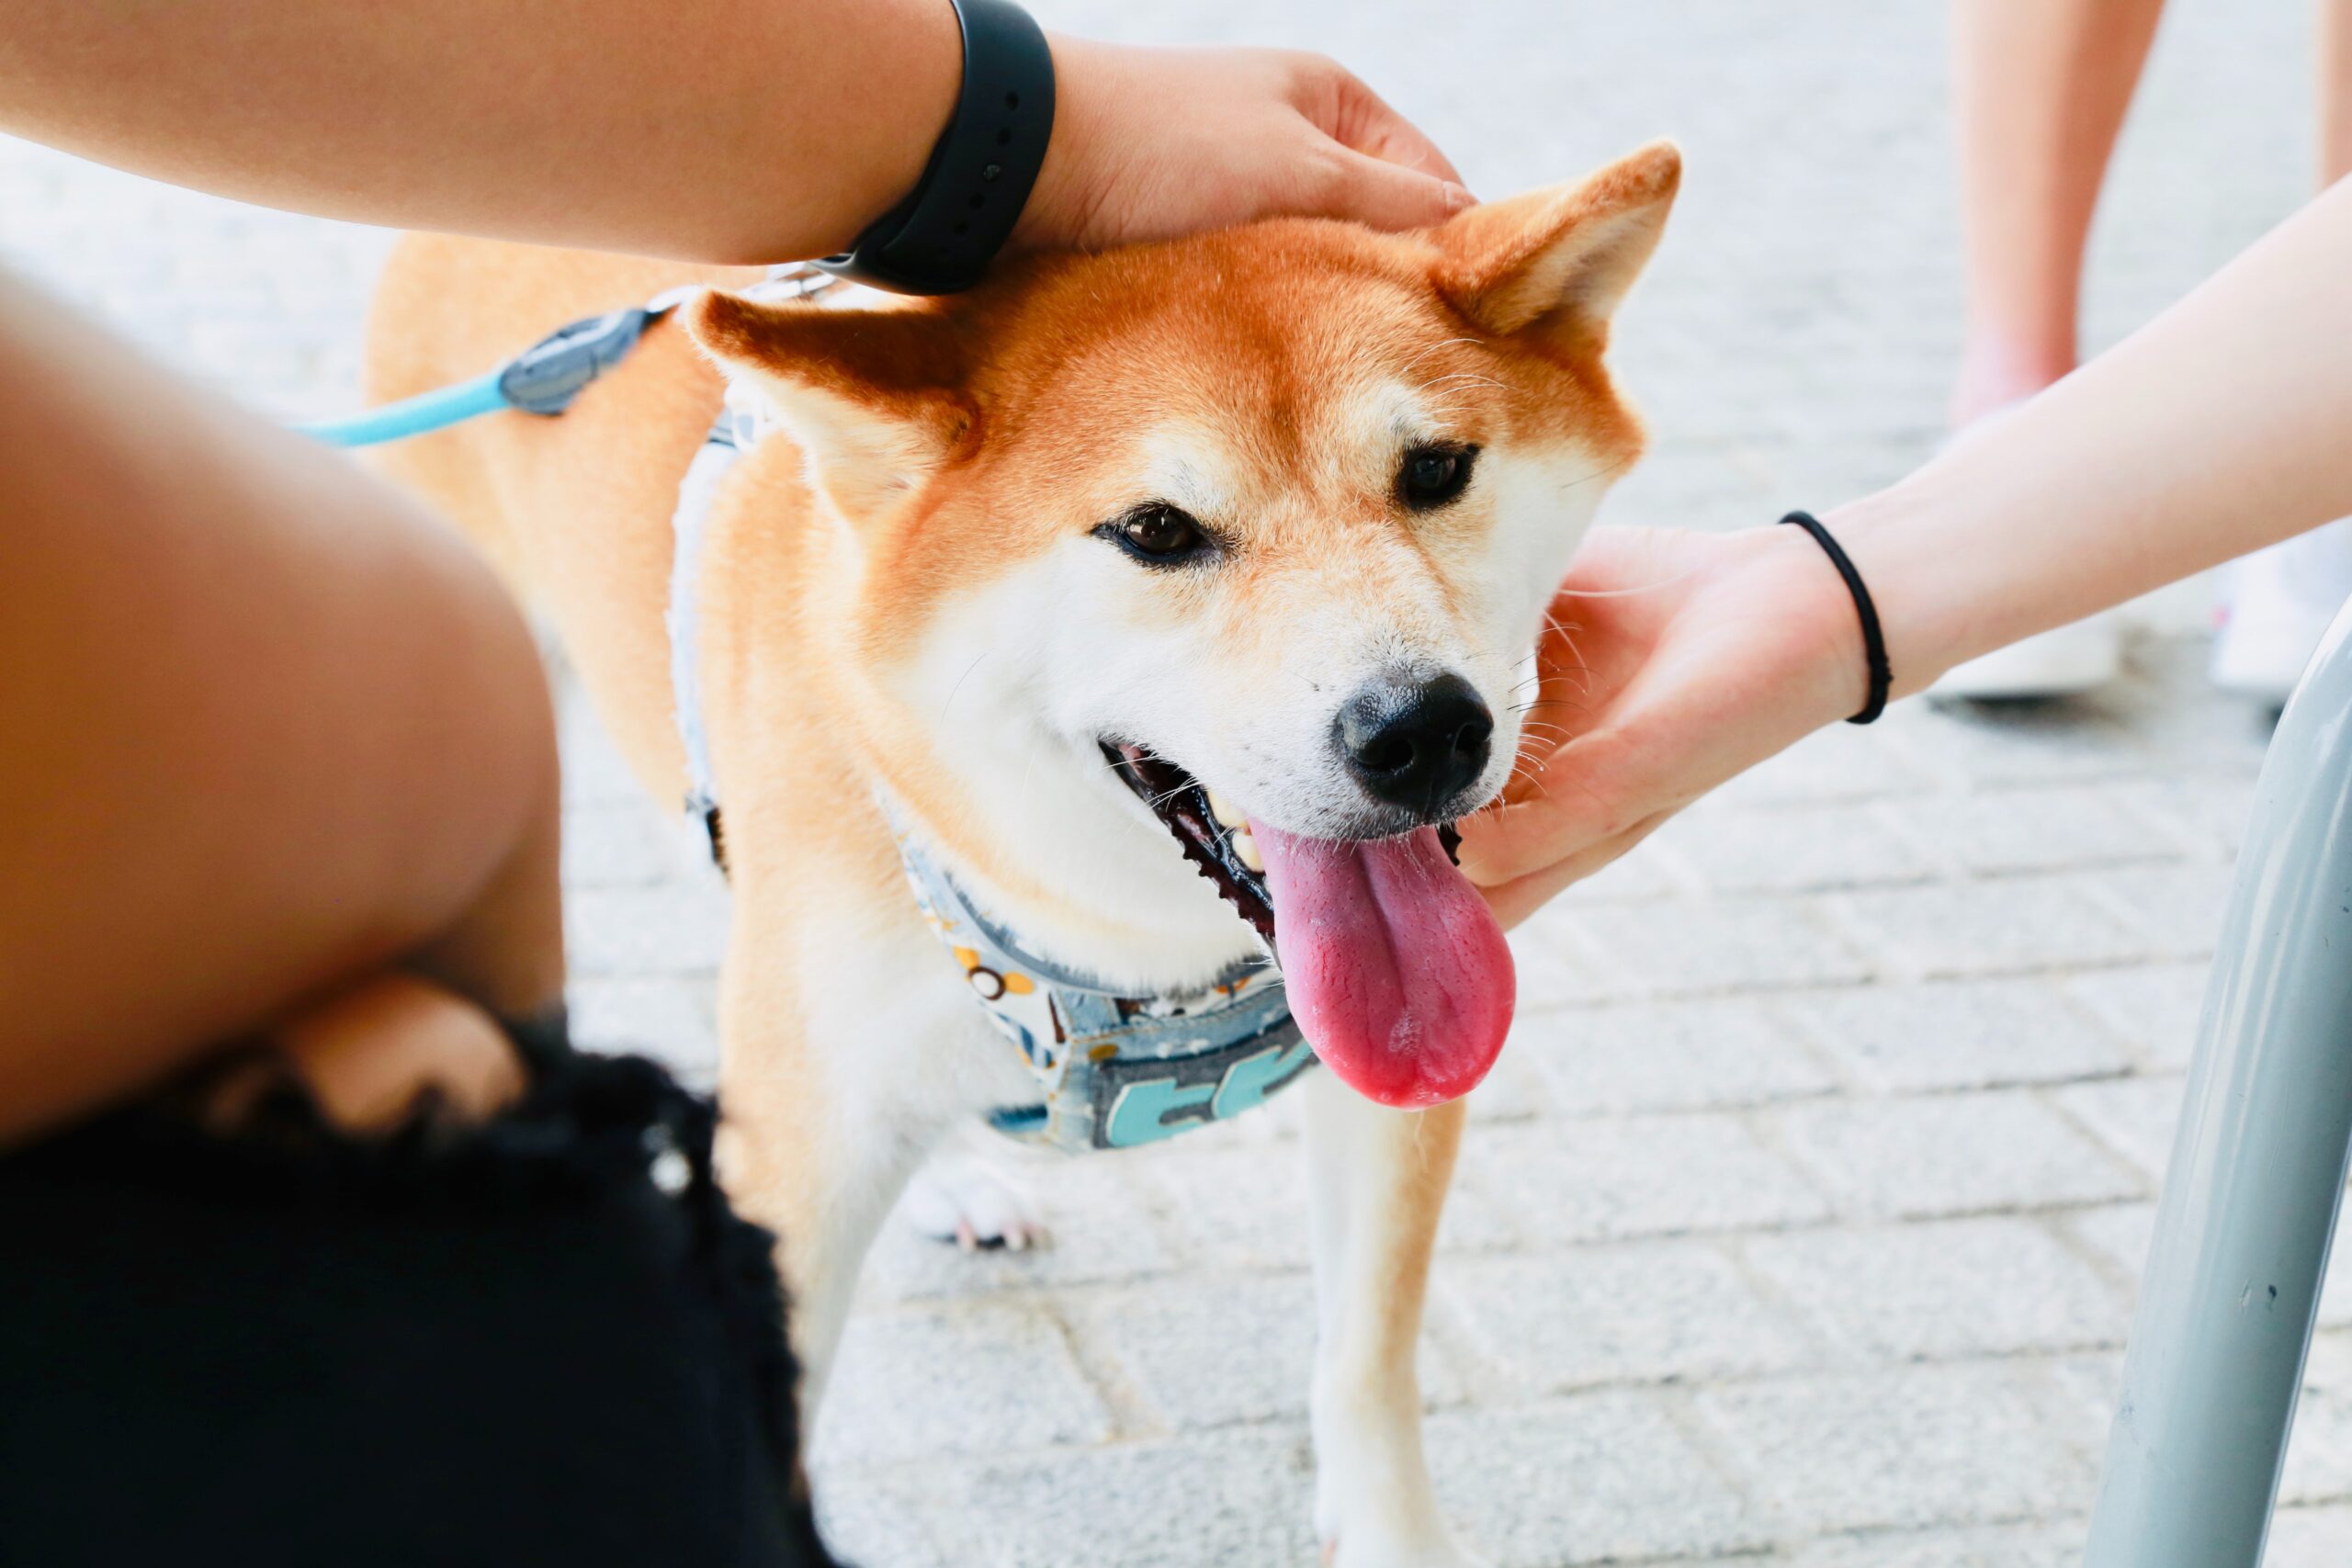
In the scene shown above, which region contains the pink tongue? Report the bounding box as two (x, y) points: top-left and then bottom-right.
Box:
(1251, 823), (1516, 1109)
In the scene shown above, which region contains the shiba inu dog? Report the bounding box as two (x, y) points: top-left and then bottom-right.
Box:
(367, 140), (1678, 1565)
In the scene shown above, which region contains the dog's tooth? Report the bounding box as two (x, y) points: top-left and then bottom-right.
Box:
(1203, 787), (1244, 829)
(1231, 827), (1264, 873)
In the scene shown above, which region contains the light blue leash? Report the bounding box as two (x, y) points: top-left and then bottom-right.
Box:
(300, 368), (511, 447)
(300, 266), (839, 448)
(296, 292), (694, 447)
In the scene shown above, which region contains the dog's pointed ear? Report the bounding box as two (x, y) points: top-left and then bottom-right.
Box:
(1433, 141), (1680, 347)
(682, 290), (974, 520)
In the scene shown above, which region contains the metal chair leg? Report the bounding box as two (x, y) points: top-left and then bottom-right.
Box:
(2083, 607), (2352, 1566)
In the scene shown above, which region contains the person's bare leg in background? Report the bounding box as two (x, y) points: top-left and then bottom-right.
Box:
(1950, 0), (2166, 427)
(1937, 0), (2166, 699)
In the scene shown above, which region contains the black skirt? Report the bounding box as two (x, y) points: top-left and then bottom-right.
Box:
(0, 1034), (837, 1568)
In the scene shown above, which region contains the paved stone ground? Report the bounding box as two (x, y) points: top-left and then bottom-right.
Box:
(9, 0), (2351, 1562)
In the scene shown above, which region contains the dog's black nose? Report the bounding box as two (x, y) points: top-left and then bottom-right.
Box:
(1337, 673), (1493, 819)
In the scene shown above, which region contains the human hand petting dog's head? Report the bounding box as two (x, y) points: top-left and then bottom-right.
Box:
(1012, 39), (1474, 253)
(1453, 523), (1875, 930)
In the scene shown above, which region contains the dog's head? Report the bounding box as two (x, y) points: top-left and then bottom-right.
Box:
(686, 142), (1678, 1109)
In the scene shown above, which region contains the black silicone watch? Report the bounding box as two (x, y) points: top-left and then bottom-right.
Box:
(812, 0), (1057, 295)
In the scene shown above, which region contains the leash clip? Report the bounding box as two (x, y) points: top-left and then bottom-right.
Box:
(498, 306), (661, 417)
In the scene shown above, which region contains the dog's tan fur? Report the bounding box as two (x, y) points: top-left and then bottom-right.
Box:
(367, 142), (1677, 1565)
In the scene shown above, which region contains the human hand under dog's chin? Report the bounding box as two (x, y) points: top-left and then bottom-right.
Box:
(1455, 525), (1873, 931)
(1012, 38), (1474, 252)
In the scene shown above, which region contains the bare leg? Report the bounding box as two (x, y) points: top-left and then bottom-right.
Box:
(0, 271), (562, 1145)
(1950, 0), (2167, 424)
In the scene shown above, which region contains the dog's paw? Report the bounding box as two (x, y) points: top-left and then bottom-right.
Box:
(898, 1144), (1048, 1252)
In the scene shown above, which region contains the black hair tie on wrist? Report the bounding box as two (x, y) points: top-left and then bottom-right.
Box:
(812, 0), (1056, 296)
(1781, 510), (1893, 724)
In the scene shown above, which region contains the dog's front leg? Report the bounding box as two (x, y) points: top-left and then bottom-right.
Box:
(1303, 1069), (1484, 1568)
(715, 904), (979, 1425)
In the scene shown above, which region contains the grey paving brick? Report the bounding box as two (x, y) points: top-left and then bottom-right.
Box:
(1696, 1363), (2098, 1534)
(1883, 785), (2186, 876)
(1826, 879), (2152, 979)
(555, 689), (657, 807)
(1138, 1142), (1312, 1272)
(808, 1468), (953, 1568)
(1650, 800), (1936, 894)
(2033, 1349), (2123, 1461)
(1777, 977), (2134, 1093)
(2062, 1202), (2156, 1292)
(1515, 997), (1838, 1117)
(2267, 1506), (2352, 1568)
(918, 1425), (1318, 1568)
(1896, 701), (2150, 788)
(2081, 863), (2240, 961)
(559, 800), (677, 887)
(563, 883), (730, 976)
(1555, 840), (1681, 903)
(816, 1301), (1112, 1467)
(860, 1157), (1177, 1302)
(2290, 1337), (2352, 1505)
(1775, 1090), (2143, 1220)
(2283, 1383), (2352, 1506)
(1744, 1217), (2127, 1361)
(2050, 1075), (2185, 1180)
(569, 974), (719, 1083)
(2109, 773), (2260, 860)
(1425, 1394), (1771, 1566)
(2058, 962), (2211, 1072)
(1563, 896), (1877, 998)
(1510, 917), (1632, 1012)
(1439, 1241), (1809, 1393)
(2096, 642), (2280, 777)
(1465, 1039), (1552, 1123)
(1711, 719), (1932, 807)
(1781, 1518), (2086, 1568)
(1067, 1271), (1466, 1430)
(1460, 1117), (1831, 1246)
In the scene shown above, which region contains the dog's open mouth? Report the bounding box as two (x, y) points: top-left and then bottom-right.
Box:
(1105, 742), (1515, 1110)
(1104, 743), (1280, 950)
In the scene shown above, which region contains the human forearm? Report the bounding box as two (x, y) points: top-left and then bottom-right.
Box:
(1837, 173), (2352, 694)
(0, 4), (1470, 266)
(0, 0), (962, 263)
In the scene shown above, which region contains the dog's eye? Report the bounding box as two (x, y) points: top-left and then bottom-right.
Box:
(1398, 444), (1476, 510)
(1096, 505), (1213, 566)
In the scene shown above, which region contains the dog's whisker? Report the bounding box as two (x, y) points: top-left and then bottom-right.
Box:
(1418, 372), (1507, 395)
(1552, 453), (1638, 493)
(1396, 335), (1484, 375)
